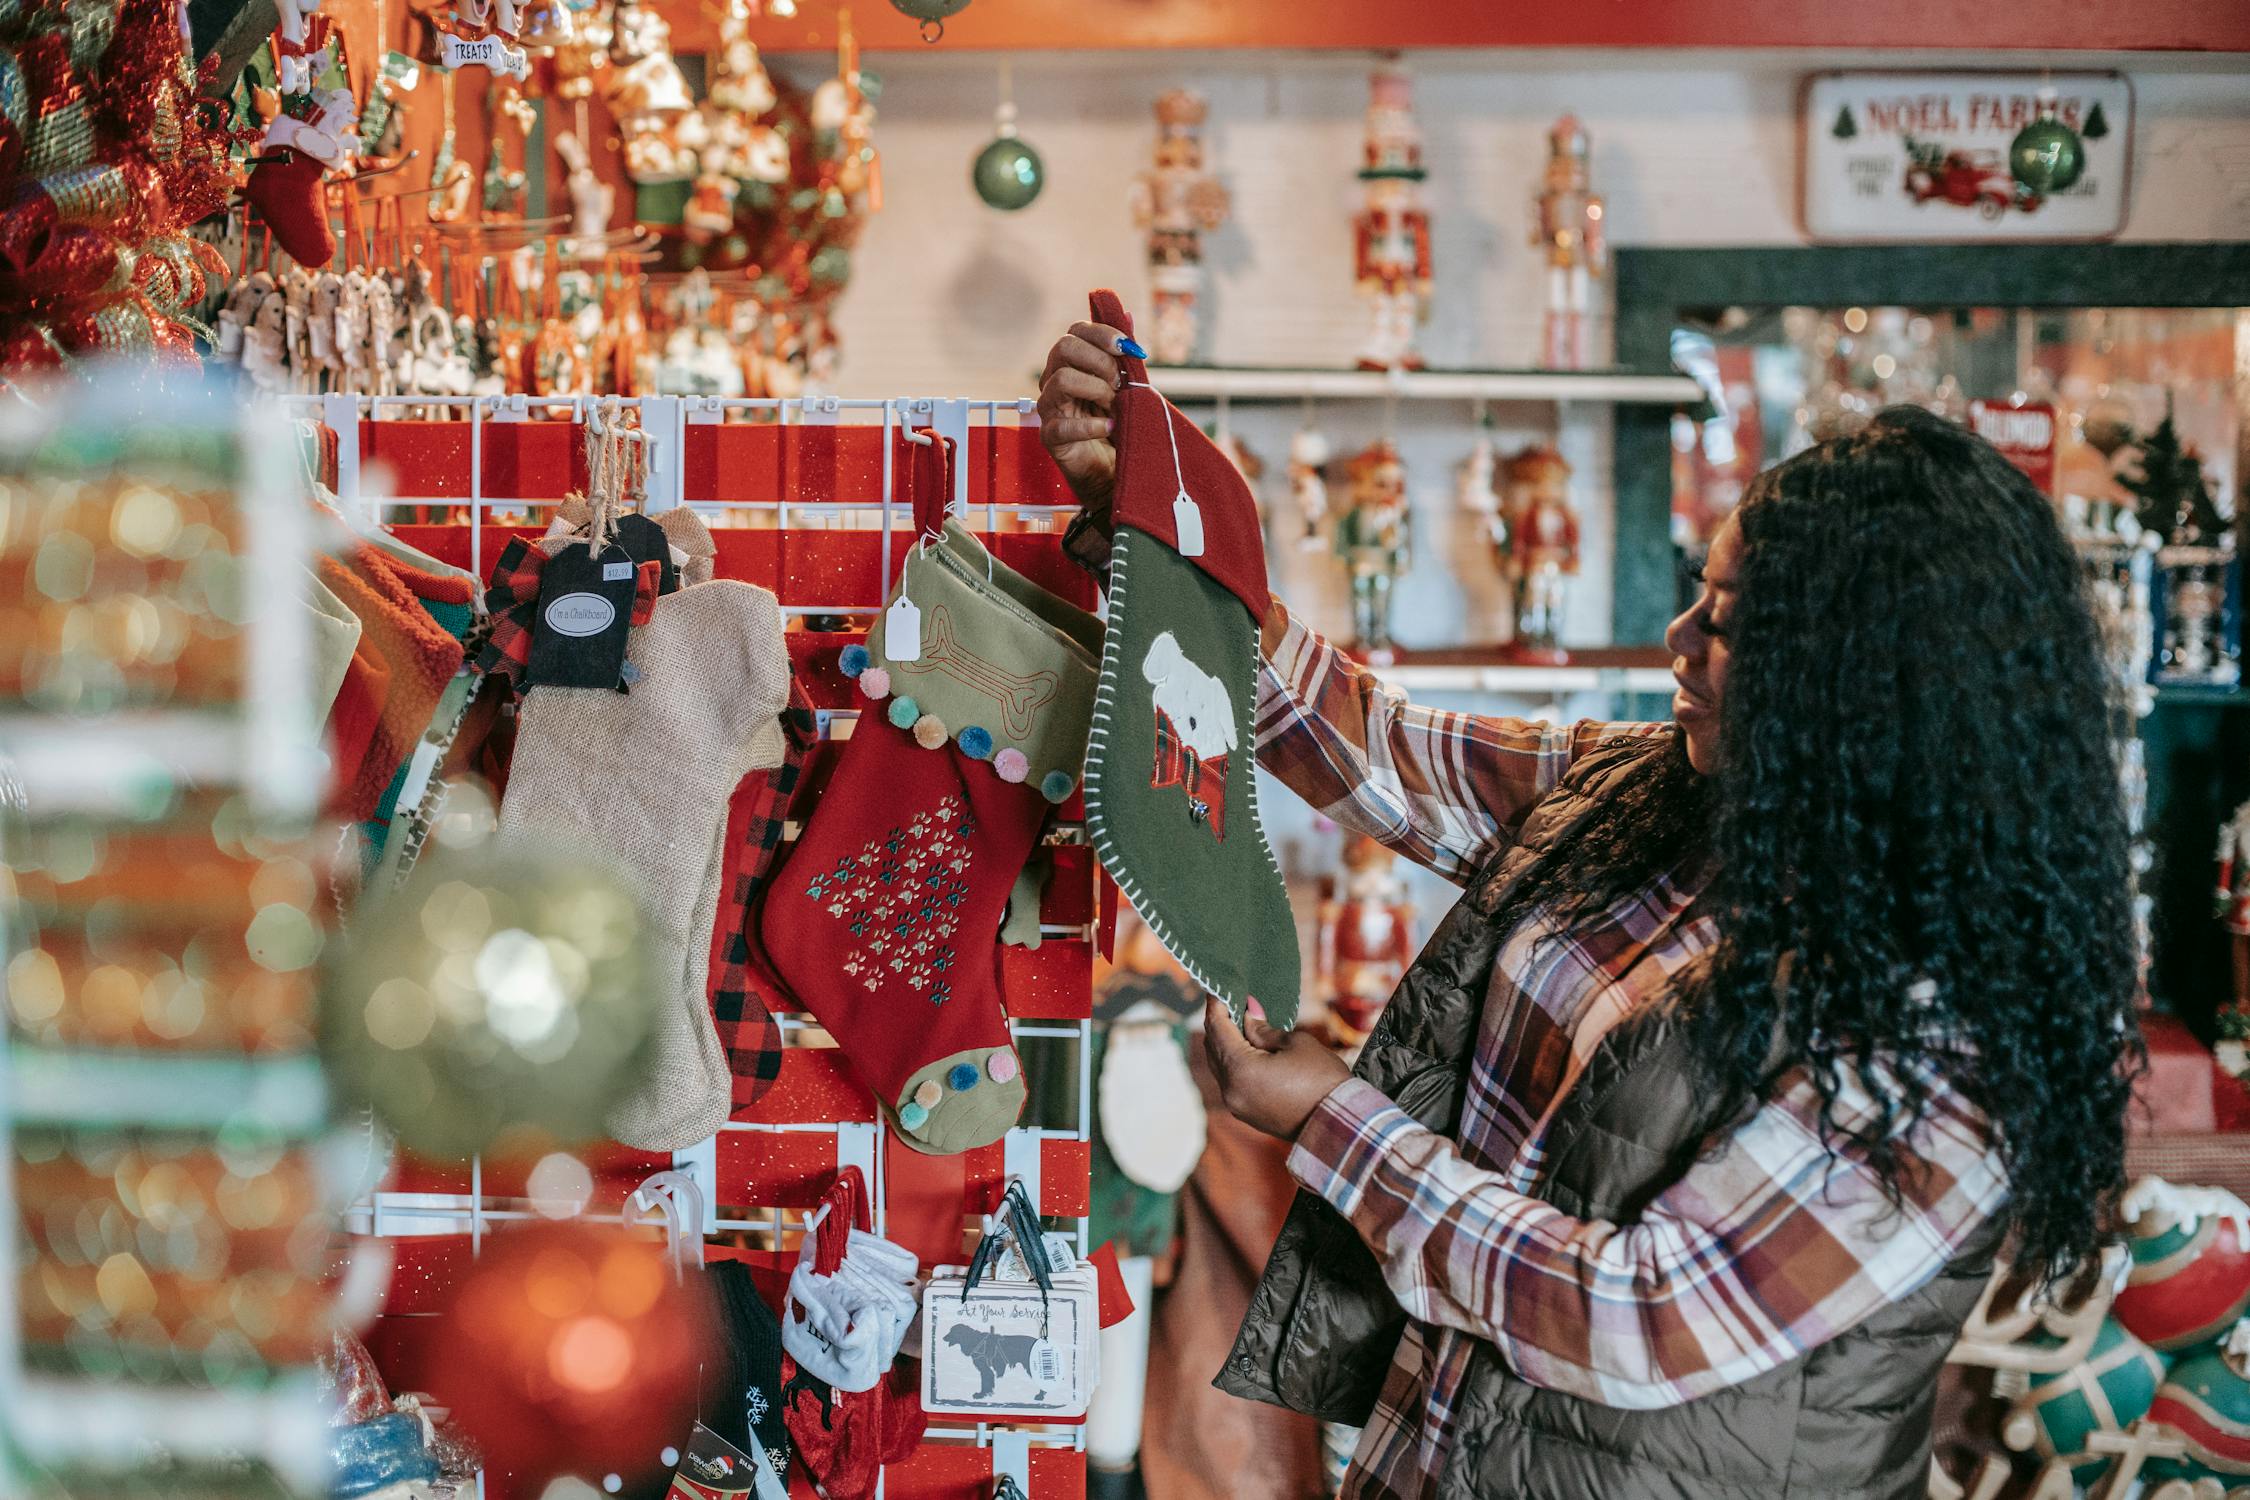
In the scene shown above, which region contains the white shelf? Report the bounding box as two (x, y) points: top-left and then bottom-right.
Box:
(1148, 365), (1703, 405)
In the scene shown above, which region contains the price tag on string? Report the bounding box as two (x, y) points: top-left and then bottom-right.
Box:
(885, 592), (922, 662)
(1172, 489), (1205, 557)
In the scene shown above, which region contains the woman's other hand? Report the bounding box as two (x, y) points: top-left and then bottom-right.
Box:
(1037, 321), (1133, 509)
(1203, 997), (1351, 1142)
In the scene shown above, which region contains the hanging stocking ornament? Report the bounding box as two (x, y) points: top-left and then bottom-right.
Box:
(780, 1169), (928, 1500)
(752, 436), (1100, 1154)
(245, 149), (337, 269)
(1081, 288), (1300, 1025)
(498, 420), (795, 1150)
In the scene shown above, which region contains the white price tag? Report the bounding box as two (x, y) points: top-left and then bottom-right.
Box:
(885, 594), (922, 662)
(1172, 490), (1205, 557)
(601, 560), (633, 582)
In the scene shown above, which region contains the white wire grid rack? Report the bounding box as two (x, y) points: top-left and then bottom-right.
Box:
(296, 392), (1101, 1492)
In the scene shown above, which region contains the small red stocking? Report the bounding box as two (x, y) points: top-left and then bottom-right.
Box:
(777, 1171), (926, 1500)
(245, 148), (336, 268)
(779, 1360), (924, 1500)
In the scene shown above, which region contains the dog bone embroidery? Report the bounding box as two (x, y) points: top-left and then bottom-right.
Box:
(894, 604), (1060, 738)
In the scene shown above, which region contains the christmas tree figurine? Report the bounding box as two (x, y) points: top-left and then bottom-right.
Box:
(1533, 114), (1608, 370)
(1334, 440), (1411, 656)
(2124, 412), (2225, 546)
(1128, 91), (1231, 365)
(1353, 64), (1432, 371)
(1831, 104), (1858, 139)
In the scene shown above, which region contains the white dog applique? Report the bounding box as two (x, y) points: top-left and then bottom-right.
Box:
(1141, 630), (1237, 840)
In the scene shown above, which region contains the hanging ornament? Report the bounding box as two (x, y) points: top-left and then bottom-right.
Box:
(2010, 87), (2086, 196)
(972, 72), (1042, 211)
(320, 825), (661, 1162)
(419, 1221), (718, 1491)
(889, 0), (971, 41)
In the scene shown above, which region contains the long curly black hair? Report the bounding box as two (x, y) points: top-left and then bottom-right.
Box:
(1507, 404), (2141, 1286)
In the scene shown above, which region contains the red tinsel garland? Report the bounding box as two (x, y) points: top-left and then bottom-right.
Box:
(0, 0), (234, 377)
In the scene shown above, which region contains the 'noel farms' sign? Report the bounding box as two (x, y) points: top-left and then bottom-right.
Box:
(1800, 72), (2132, 242)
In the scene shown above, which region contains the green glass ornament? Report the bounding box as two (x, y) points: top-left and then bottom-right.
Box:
(889, 0), (971, 40)
(2010, 107), (2086, 195)
(973, 130), (1044, 211)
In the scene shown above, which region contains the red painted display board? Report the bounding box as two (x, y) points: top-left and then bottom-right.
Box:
(354, 416), (1095, 1500)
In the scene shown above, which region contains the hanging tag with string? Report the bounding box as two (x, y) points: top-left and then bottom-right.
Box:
(525, 404), (642, 690)
(1124, 378), (1204, 556)
(882, 426), (950, 664)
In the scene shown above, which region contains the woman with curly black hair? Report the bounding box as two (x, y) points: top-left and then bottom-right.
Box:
(1038, 325), (2142, 1500)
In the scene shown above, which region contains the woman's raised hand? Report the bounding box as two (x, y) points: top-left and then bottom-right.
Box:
(1035, 321), (1136, 510)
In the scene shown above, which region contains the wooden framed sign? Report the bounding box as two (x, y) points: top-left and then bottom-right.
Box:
(1800, 72), (2133, 243)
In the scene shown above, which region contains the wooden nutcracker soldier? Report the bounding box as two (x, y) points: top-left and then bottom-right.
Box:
(1128, 90), (1231, 365)
(1533, 114), (1607, 370)
(1335, 439), (1411, 656)
(1317, 833), (1416, 1051)
(1501, 444), (1579, 662)
(1354, 63), (1432, 371)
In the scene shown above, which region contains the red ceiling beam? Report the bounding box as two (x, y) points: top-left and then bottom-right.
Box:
(658, 0), (2250, 56)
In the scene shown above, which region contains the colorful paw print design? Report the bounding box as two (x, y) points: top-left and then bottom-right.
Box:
(811, 799), (978, 1000)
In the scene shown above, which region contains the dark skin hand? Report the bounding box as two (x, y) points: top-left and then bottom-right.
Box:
(1043, 322), (1351, 1142)
(1202, 997), (1351, 1143)
(1036, 321), (1127, 509)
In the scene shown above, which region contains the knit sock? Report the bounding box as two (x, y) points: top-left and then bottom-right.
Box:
(706, 1261), (793, 1481)
(318, 545), (469, 821)
(500, 578), (792, 1151)
(755, 532), (1098, 1155)
(245, 148), (336, 269)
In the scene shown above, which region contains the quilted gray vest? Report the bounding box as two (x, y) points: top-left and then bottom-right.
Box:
(1218, 732), (2000, 1499)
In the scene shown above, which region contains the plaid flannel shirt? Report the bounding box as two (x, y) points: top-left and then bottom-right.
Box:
(1252, 597), (2007, 1498)
(710, 683), (820, 1112)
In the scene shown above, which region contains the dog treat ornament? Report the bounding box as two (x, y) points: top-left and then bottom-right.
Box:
(1081, 289), (1301, 1027)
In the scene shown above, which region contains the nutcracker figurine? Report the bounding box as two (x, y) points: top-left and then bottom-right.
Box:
(1335, 440), (1411, 655)
(1128, 91), (1231, 365)
(1500, 444), (1579, 661)
(1354, 63), (1432, 371)
(1533, 114), (1607, 370)
(1317, 833), (1416, 1049)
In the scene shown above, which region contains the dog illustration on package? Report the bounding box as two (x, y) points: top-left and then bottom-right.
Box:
(921, 1268), (1098, 1418)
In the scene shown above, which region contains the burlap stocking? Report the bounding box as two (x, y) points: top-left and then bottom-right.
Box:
(500, 577), (792, 1150)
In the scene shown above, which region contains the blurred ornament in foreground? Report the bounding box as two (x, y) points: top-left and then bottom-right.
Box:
(420, 1222), (715, 1490)
(321, 839), (657, 1161)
